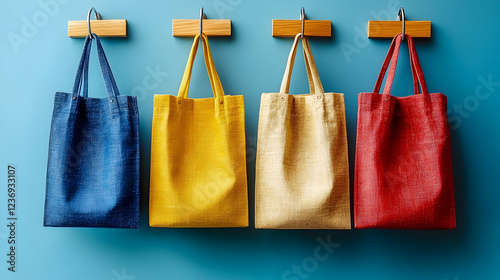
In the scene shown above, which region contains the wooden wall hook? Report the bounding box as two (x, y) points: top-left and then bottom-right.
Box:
(367, 7), (431, 38)
(68, 7), (127, 38)
(173, 7), (231, 37)
(272, 8), (331, 37)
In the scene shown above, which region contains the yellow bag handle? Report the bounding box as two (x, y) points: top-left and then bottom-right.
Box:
(177, 33), (225, 99)
(279, 33), (325, 95)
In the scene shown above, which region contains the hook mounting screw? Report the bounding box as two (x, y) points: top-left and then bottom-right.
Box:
(200, 7), (206, 35)
(300, 7), (305, 39)
(397, 7), (405, 41)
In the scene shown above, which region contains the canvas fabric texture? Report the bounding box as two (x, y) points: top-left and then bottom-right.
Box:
(255, 34), (351, 229)
(149, 33), (248, 228)
(354, 34), (456, 229)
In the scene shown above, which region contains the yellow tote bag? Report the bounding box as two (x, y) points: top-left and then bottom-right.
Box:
(150, 33), (248, 228)
(255, 34), (351, 229)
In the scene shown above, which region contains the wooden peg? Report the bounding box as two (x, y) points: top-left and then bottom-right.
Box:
(172, 19), (231, 37)
(272, 20), (331, 37)
(68, 19), (127, 38)
(368, 21), (431, 38)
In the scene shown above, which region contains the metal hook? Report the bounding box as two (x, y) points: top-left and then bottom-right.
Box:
(397, 7), (405, 41)
(300, 7), (305, 39)
(87, 7), (101, 39)
(200, 7), (206, 35)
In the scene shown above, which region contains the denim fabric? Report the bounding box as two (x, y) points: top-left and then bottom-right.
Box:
(44, 34), (140, 228)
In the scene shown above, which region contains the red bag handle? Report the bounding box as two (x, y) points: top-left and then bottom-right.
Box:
(407, 35), (429, 95)
(373, 33), (429, 96)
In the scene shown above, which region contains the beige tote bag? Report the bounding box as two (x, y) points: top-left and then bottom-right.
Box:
(255, 34), (351, 229)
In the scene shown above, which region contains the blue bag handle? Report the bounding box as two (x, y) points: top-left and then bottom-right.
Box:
(72, 36), (92, 98)
(94, 34), (120, 100)
(71, 34), (120, 102)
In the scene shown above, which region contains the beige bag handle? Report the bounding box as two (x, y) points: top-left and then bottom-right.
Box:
(279, 33), (325, 95)
(302, 38), (325, 94)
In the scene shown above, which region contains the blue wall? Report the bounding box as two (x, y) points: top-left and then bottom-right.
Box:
(1, 0), (499, 279)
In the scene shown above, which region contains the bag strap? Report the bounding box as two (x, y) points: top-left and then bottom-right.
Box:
(383, 34), (420, 95)
(71, 34), (121, 101)
(94, 34), (120, 100)
(373, 33), (429, 96)
(279, 34), (301, 94)
(279, 34), (325, 95)
(302, 38), (324, 94)
(177, 33), (225, 99)
(407, 35), (429, 95)
(72, 36), (92, 98)
(201, 33), (225, 98)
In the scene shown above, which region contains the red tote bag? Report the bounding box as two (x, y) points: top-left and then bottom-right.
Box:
(354, 34), (456, 229)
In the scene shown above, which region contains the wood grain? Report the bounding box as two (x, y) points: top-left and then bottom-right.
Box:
(172, 19), (231, 37)
(68, 20), (127, 38)
(272, 20), (331, 37)
(368, 21), (431, 38)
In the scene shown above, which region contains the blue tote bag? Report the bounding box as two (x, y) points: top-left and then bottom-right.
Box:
(44, 34), (140, 228)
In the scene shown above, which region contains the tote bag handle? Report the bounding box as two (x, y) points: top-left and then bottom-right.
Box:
(373, 33), (429, 96)
(279, 33), (325, 95)
(302, 37), (325, 94)
(72, 36), (92, 98)
(177, 33), (225, 99)
(71, 34), (121, 101)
